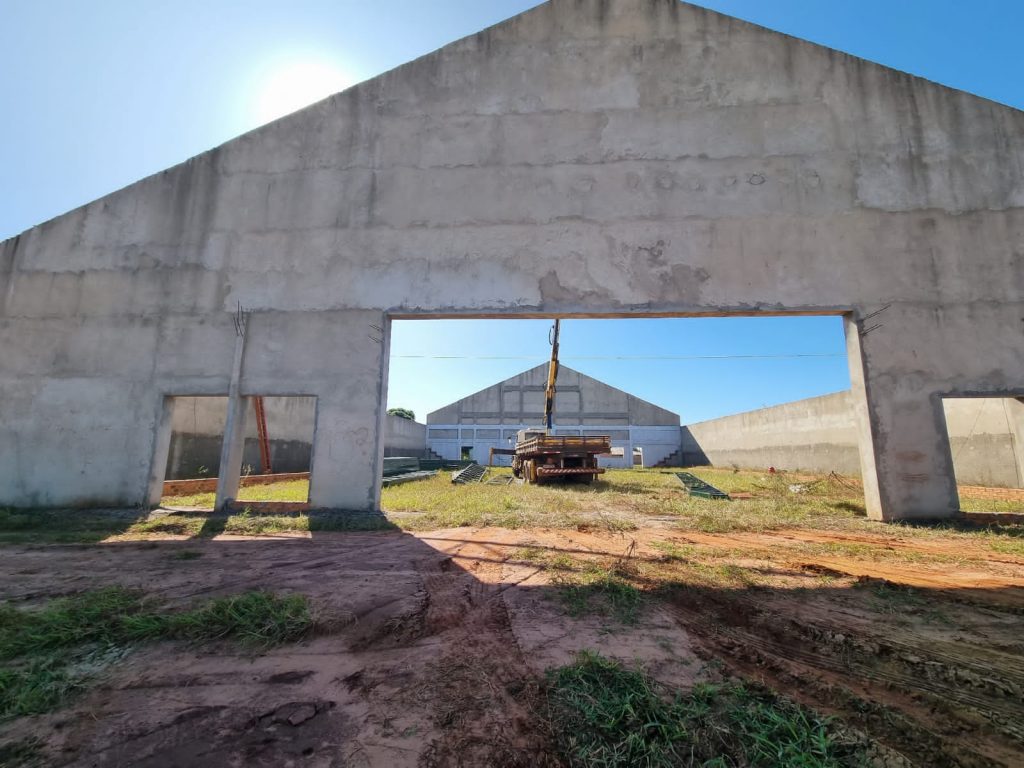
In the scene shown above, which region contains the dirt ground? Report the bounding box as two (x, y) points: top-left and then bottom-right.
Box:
(2, 518), (1023, 767)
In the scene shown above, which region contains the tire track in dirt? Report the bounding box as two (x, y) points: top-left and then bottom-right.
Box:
(659, 583), (1024, 767)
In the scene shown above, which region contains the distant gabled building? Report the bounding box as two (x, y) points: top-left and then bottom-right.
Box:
(426, 364), (679, 468)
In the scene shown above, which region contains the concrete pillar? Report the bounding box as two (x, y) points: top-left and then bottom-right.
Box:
(846, 313), (959, 520)
(307, 314), (390, 511)
(215, 322), (249, 511)
(214, 396), (250, 509)
(146, 396), (175, 507)
(1006, 398), (1024, 489)
(845, 315), (884, 519)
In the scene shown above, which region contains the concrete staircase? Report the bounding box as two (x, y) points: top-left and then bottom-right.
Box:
(654, 449), (682, 468)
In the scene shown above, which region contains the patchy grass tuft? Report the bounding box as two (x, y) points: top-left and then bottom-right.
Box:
(0, 588), (311, 659)
(0, 646), (128, 721)
(546, 651), (865, 767)
(0, 508), (146, 544)
(0, 587), (147, 659)
(553, 562), (645, 625)
(0, 588), (314, 721)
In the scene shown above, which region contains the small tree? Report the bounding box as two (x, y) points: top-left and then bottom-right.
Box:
(387, 407), (415, 421)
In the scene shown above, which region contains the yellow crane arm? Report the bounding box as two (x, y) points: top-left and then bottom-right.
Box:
(544, 319), (560, 432)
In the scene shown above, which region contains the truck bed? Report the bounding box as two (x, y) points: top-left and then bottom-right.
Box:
(515, 435), (612, 456)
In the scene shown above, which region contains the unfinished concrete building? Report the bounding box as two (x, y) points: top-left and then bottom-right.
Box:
(2, 0), (1022, 520)
(427, 364), (680, 467)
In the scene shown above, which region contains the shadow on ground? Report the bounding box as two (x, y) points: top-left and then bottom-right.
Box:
(0, 513), (1023, 766)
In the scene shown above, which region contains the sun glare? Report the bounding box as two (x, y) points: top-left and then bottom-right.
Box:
(253, 58), (355, 126)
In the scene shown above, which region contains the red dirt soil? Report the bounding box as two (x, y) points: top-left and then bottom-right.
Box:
(1, 526), (1022, 766)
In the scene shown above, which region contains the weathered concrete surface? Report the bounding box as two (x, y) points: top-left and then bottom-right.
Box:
(682, 392), (862, 475)
(427, 363), (680, 466)
(683, 392), (1024, 489)
(2, 0), (1023, 517)
(382, 414), (428, 458)
(942, 397), (1024, 489)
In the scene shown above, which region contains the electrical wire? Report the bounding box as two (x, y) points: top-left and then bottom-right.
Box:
(390, 353), (844, 361)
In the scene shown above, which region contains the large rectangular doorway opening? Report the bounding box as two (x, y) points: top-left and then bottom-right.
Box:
(379, 314), (870, 521)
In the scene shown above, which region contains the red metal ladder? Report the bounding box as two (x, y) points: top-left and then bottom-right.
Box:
(253, 396), (272, 474)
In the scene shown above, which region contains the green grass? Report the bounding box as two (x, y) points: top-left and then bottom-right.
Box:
(517, 548), (645, 624)
(113, 508), (398, 539)
(554, 563), (645, 625)
(0, 588), (312, 659)
(6, 467), (1024, 544)
(0, 646), (128, 722)
(650, 540), (700, 561)
(0, 588), (314, 721)
(0, 508), (146, 544)
(160, 478), (311, 509)
(546, 651), (865, 768)
(987, 537), (1024, 556)
(383, 467), (876, 534)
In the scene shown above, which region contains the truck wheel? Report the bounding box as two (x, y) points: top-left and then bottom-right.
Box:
(527, 460), (538, 484)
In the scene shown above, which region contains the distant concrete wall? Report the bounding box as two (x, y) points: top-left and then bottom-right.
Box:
(383, 414), (427, 457)
(682, 393), (1024, 488)
(942, 398), (1024, 488)
(165, 398), (426, 478)
(166, 396), (315, 479)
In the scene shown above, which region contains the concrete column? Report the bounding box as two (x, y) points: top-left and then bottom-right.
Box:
(1006, 398), (1024, 489)
(215, 396), (250, 509)
(845, 315), (884, 519)
(146, 396), (175, 507)
(215, 322), (249, 511)
(847, 314), (959, 520)
(307, 313), (390, 511)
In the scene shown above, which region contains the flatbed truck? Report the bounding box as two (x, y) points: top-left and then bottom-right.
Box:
(510, 429), (609, 484)
(499, 320), (612, 484)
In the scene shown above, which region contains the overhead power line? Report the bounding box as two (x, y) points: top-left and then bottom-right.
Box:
(390, 353), (844, 361)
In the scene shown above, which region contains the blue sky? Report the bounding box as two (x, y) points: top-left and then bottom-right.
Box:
(2, 1), (1021, 423)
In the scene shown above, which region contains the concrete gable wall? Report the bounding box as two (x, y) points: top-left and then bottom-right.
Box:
(2, 0), (1023, 517)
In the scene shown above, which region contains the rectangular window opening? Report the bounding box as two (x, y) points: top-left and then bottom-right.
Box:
(157, 395), (316, 510)
(942, 396), (1024, 513)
